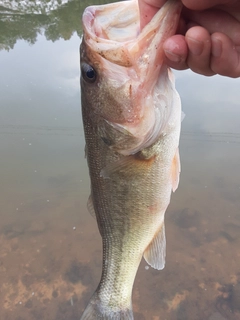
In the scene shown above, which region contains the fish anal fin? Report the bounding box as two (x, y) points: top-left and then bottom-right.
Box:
(143, 222), (166, 270)
(87, 194), (96, 219)
(171, 147), (181, 192)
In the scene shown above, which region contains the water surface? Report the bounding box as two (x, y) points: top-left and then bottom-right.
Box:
(0, 1), (240, 319)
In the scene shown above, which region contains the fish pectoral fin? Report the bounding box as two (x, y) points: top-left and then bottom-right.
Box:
(98, 119), (140, 155)
(171, 147), (181, 192)
(143, 222), (166, 270)
(100, 155), (136, 179)
(100, 154), (154, 179)
(87, 194), (96, 218)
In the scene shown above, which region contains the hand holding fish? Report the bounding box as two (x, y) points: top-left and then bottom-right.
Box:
(139, 0), (240, 78)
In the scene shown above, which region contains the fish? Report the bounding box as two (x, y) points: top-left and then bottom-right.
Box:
(80, 0), (182, 319)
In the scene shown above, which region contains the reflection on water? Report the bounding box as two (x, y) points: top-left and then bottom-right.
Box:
(0, 1), (240, 320)
(0, 0), (115, 51)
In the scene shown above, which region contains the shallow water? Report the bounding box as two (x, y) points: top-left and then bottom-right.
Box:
(0, 1), (240, 320)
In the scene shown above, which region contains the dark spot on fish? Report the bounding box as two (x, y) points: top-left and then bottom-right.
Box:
(81, 62), (97, 83)
(101, 136), (113, 146)
(129, 84), (132, 96)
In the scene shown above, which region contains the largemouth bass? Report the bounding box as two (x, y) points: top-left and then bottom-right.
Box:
(80, 0), (182, 319)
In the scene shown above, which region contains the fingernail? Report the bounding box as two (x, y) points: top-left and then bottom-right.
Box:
(212, 37), (222, 57)
(164, 50), (181, 62)
(187, 37), (204, 56)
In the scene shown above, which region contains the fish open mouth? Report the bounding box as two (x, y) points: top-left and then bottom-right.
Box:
(82, 0), (182, 68)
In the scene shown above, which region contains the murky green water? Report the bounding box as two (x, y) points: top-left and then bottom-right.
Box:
(0, 1), (240, 319)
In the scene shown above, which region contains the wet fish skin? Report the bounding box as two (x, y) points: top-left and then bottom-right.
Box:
(80, 0), (182, 319)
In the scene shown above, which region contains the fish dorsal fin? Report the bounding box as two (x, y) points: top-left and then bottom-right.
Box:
(171, 147), (181, 192)
(87, 194), (96, 218)
(143, 222), (166, 270)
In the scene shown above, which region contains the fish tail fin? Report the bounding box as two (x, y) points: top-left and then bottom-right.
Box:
(80, 293), (134, 320)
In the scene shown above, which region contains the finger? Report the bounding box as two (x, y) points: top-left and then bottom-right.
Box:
(163, 35), (189, 70)
(138, 0), (166, 29)
(181, 0), (235, 11)
(211, 32), (240, 78)
(217, 3), (240, 22)
(183, 8), (240, 46)
(185, 26), (215, 76)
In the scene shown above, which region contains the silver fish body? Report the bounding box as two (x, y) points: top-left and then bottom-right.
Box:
(80, 0), (182, 319)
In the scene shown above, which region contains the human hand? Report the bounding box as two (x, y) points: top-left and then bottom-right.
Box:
(138, 0), (240, 78)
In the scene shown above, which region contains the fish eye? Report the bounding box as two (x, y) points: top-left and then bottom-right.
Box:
(81, 62), (97, 83)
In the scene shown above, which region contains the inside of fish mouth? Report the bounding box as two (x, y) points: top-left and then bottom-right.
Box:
(91, 4), (140, 42)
